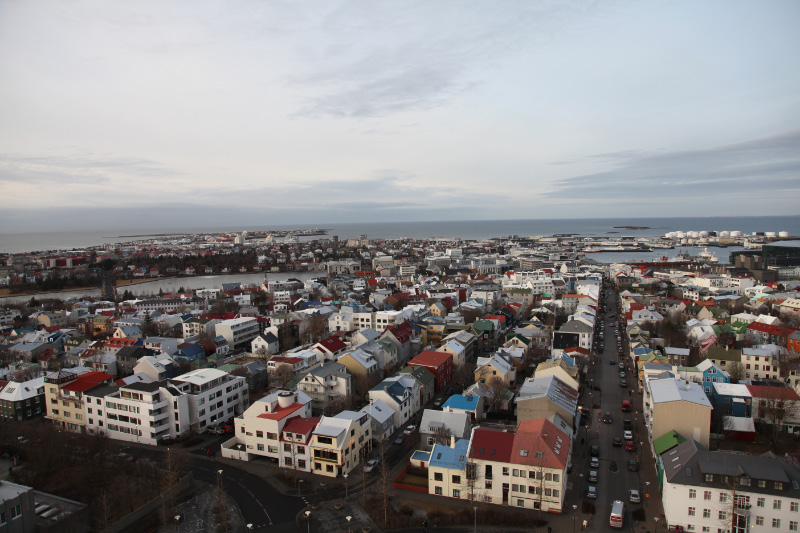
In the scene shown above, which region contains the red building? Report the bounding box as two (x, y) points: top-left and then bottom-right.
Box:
(407, 350), (453, 392)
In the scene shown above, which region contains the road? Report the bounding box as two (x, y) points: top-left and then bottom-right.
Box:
(581, 283), (648, 531)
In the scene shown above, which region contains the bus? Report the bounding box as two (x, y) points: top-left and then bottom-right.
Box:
(610, 500), (625, 529)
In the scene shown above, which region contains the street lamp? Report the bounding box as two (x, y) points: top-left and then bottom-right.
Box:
(654, 516), (659, 533)
(344, 473), (348, 500)
(473, 506), (478, 533)
(572, 504), (578, 533)
(246, 524), (253, 531)
(346, 515), (352, 533)
(645, 481), (651, 508)
(174, 514), (181, 532)
(305, 510), (311, 533)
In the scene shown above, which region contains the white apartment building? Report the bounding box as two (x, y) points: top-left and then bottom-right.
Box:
(309, 411), (372, 478)
(181, 318), (219, 339)
(661, 439), (800, 533)
(741, 348), (780, 381)
(224, 390), (313, 462)
(297, 362), (352, 414)
(169, 368), (248, 432)
(216, 317), (261, 352)
(368, 375), (420, 427)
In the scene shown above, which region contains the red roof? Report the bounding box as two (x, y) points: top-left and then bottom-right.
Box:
(747, 322), (795, 336)
(383, 322), (413, 344)
(280, 416), (320, 442)
(512, 418), (570, 469)
(61, 372), (113, 392)
(564, 346), (590, 355)
(315, 336), (347, 354)
(257, 402), (305, 421)
(408, 350), (452, 369)
(746, 385), (800, 401)
(469, 427), (515, 462)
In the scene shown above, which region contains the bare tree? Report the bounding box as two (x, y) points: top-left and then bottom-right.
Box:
(758, 395), (799, 442)
(376, 439), (391, 527)
(273, 365), (295, 389)
(727, 362), (745, 384)
(486, 377), (510, 413)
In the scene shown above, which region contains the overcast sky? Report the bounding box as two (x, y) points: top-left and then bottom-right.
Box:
(1, 0), (799, 231)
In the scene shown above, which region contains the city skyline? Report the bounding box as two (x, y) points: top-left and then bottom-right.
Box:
(1, 0), (799, 232)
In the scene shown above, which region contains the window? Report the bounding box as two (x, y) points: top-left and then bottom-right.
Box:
(513, 468), (519, 477)
(688, 507), (696, 516)
(689, 489), (697, 499)
(517, 499), (524, 507)
(757, 497), (765, 507)
(789, 521), (798, 531)
(719, 511), (727, 521)
(10, 505), (21, 519)
(434, 473), (443, 481)
(756, 516), (764, 526)
(502, 467), (509, 476)
(257, 444), (264, 451)
(529, 471), (536, 479)
(704, 474), (714, 482)
(702, 528), (710, 533)
(553, 473), (560, 482)
(774, 500), (782, 510)
(0, 511), (5, 525)
(553, 489), (559, 497)
(792, 502), (799, 512)
(720, 493), (728, 503)
(703, 509), (710, 518)
(435, 486), (442, 495)
(485, 481), (492, 489)
(758, 480), (766, 488)
(775, 482), (784, 490)
(452, 489), (461, 498)
(256, 430), (263, 438)
(773, 519), (781, 528)
(452, 475), (461, 484)
(704, 491), (712, 501)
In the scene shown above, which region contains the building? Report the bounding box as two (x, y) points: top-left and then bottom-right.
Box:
(407, 350), (453, 393)
(44, 370), (114, 433)
(309, 410), (372, 477)
(0, 376), (45, 422)
(215, 317), (261, 352)
(368, 375), (420, 427)
(646, 379), (712, 448)
(515, 375), (579, 428)
(419, 409), (471, 451)
(297, 362), (352, 414)
(223, 390), (313, 463)
(359, 399), (396, 443)
(168, 368), (249, 432)
(660, 439), (800, 533)
(0, 480), (88, 533)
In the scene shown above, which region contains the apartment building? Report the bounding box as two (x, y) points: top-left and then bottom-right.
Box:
(0, 376), (45, 422)
(44, 369), (114, 433)
(368, 375), (420, 427)
(297, 362), (352, 414)
(427, 418), (571, 513)
(225, 390), (313, 462)
(215, 317), (261, 352)
(181, 317), (219, 339)
(646, 378), (712, 448)
(169, 368), (248, 432)
(661, 439), (800, 533)
(309, 410), (371, 478)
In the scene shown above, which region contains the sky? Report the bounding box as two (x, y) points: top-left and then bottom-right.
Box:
(1, 0), (799, 232)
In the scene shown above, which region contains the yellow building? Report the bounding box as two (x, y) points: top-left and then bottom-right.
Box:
(45, 369), (113, 433)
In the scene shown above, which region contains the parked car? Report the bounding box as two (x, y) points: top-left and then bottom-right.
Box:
(628, 460), (639, 472)
(613, 438), (623, 447)
(590, 457), (600, 468)
(591, 445), (600, 457)
(586, 485), (597, 499)
(609, 359), (616, 365)
(404, 425), (417, 435)
(364, 459), (380, 473)
(602, 412), (612, 424)
(588, 470), (598, 482)
(624, 430), (633, 440)
(623, 419), (632, 430)
(629, 489), (641, 503)
(619, 371), (626, 378)
(206, 425), (224, 435)
(618, 362), (625, 369)
(394, 435), (404, 445)
(620, 379), (628, 388)
(219, 424), (233, 434)
(625, 441), (636, 452)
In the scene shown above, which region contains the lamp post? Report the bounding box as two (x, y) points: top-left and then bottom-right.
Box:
(346, 515), (352, 533)
(305, 510), (311, 533)
(654, 516), (659, 533)
(572, 504), (578, 533)
(473, 506), (478, 533)
(645, 481), (651, 508)
(344, 473), (348, 500)
(174, 514), (181, 532)
(246, 525), (253, 531)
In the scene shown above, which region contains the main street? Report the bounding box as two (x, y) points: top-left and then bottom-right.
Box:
(578, 282), (663, 531)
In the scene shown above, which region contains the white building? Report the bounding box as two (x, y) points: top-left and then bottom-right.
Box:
(216, 317), (261, 352)
(169, 368), (249, 432)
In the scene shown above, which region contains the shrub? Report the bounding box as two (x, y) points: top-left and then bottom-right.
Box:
(632, 508), (646, 522)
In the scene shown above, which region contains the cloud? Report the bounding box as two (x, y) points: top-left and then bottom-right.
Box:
(0, 153), (182, 185)
(545, 131), (800, 199)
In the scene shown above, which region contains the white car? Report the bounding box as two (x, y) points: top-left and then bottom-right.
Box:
(624, 430), (633, 440)
(629, 489), (641, 503)
(363, 459), (380, 473)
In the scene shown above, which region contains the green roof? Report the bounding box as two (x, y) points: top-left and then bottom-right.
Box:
(472, 320), (494, 332)
(653, 430), (687, 455)
(707, 346), (742, 362)
(217, 364), (241, 372)
(207, 353), (226, 360)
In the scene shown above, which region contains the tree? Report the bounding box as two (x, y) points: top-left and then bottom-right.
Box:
(303, 313), (327, 344)
(486, 377), (510, 413)
(727, 362), (745, 384)
(758, 395), (799, 442)
(376, 439), (391, 526)
(273, 365), (294, 389)
(140, 313), (159, 337)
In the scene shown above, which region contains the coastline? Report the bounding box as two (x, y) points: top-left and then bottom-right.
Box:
(0, 276), (179, 298)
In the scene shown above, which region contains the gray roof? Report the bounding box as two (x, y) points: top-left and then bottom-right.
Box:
(307, 362), (348, 378)
(650, 379), (712, 408)
(84, 384), (120, 398)
(663, 440), (800, 498)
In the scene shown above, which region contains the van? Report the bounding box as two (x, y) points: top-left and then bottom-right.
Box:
(610, 500), (625, 529)
(621, 400), (631, 412)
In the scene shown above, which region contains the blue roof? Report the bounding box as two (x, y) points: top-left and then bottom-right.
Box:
(633, 347), (652, 355)
(429, 439), (469, 470)
(548, 354), (576, 367)
(442, 394), (479, 411)
(411, 451), (431, 463)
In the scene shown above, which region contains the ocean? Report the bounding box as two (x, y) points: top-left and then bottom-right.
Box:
(1, 216), (798, 254)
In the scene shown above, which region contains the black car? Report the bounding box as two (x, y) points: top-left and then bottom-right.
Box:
(602, 412), (612, 424)
(623, 419), (632, 430)
(590, 445), (600, 457)
(628, 459), (640, 472)
(613, 438), (623, 448)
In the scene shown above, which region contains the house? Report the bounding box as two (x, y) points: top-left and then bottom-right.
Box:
(115, 346), (156, 376)
(368, 375), (420, 427)
(297, 362), (352, 415)
(312, 336), (348, 362)
(646, 378), (712, 447)
(223, 390), (313, 462)
(711, 382), (753, 418)
(44, 369), (114, 433)
(250, 332), (280, 355)
(0, 480), (88, 532)
(133, 355), (178, 381)
(279, 415), (320, 472)
(474, 353), (516, 386)
(660, 439), (800, 533)
(380, 322), (419, 365)
(336, 347), (381, 386)
(360, 399), (396, 443)
(741, 348), (780, 381)
(0, 376), (45, 422)
(534, 359), (579, 391)
(746, 385), (800, 434)
(515, 375), (579, 428)
(432, 418), (571, 513)
(418, 409), (471, 451)
(442, 394), (484, 423)
(397, 365), (436, 406)
(437, 340), (468, 369)
(309, 410), (371, 477)
(407, 350), (453, 393)
(168, 368), (249, 432)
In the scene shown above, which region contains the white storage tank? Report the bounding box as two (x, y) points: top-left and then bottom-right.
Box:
(699, 231), (709, 237)
(719, 231), (730, 238)
(779, 231), (789, 237)
(765, 232), (776, 237)
(730, 231), (741, 237)
(676, 231), (686, 239)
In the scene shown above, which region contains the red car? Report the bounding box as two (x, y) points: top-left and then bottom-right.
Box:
(625, 440), (636, 452)
(220, 424), (233, 434)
